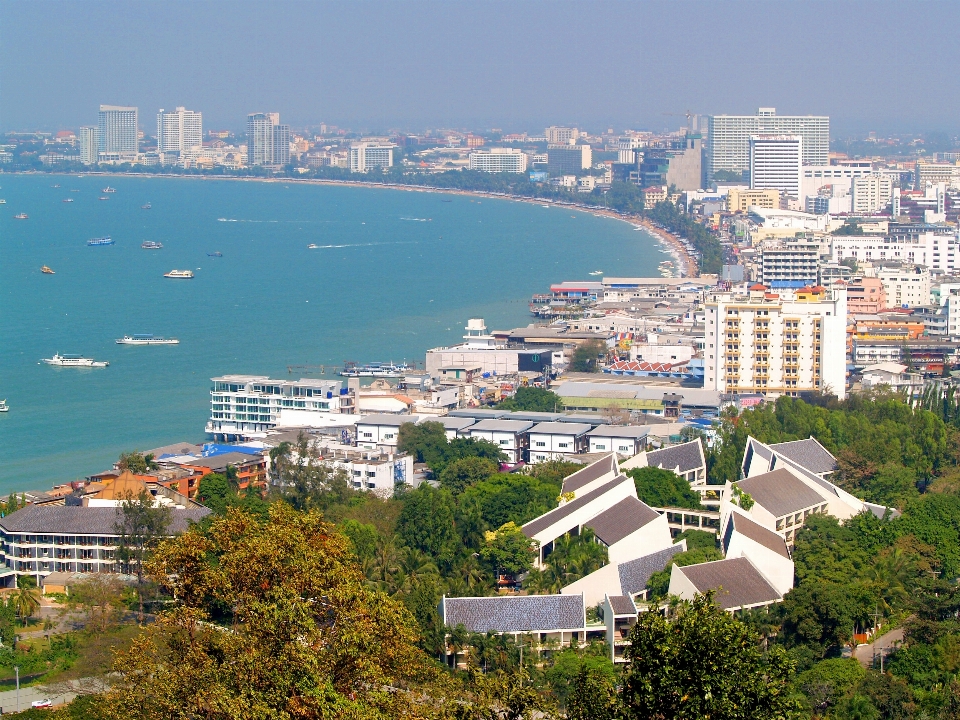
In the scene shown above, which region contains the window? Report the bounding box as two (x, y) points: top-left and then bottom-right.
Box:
(558, 442), (569, 448)
(500, 439), (509, 445)
(619, 445), (631, 452)
(535, 441), (546, 447)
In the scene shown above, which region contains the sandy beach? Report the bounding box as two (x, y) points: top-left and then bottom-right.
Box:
(19, 169), (700, 278)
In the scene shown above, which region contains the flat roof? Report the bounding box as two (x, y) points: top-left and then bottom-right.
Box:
(468, 419), (536, 433)
(529, 421), (593, 436)
(357, 414), (420, 427)
(586, 425), (650, 439)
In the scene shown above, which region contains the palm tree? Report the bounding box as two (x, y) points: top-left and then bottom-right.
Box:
(14, 578), (41, 622)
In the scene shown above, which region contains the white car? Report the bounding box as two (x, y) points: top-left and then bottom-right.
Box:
(31, 699), (53, 708)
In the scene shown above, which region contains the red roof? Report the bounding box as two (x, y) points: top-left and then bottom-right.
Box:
(749, 283), (767, 291)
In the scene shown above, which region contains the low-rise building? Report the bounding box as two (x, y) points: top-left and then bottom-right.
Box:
(467, 419), (535, 464)
(528, 422), (592, 462)
(586, 426), (650, 456)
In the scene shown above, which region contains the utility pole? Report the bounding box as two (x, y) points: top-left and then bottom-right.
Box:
(15, 665), (19, 712)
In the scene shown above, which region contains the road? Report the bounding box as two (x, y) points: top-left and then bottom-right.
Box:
(853, 626), (905, 668)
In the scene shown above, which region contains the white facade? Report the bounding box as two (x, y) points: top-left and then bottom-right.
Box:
(851, 174), (893, 214)
(750, 135), (802, 200)
(831, 233), (960, 273)
(758, 243), (820, 290)
(875, 265), (931, 308)
(586, 428), (649, 456)
(355, 416), (418, 450)
(800, 163), (874, 201)
(349, 143), (395, 173)
(468, 148), (527, 173)
(79, 126), (99, 164)
(157, 107), (202, 153)
(704, 285), (848, 399)
(528, 422), (591, 463)
(246, 112), (290, 167)
(98, 105), (138, 154)
(707, 108), (829, 181)
(467, 419), (534, 464)
(546, 127), (578, 144)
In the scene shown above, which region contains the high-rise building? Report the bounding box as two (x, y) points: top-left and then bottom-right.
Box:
(707, 108), (828, 182)
(750, 135), (802, 200)
(349, 143), (395, 173)
(468, 148), (528, 173)
(545, 127), (578, 144)
(546, 144), (591, 175)
(246, 112), (291, 167)
(759, 243), (820, 289)
(638, 135), (702, 191)
(157, 107), (203, 154)
(98, 105), (138, 155)
(79, 126), (100, 165)
(850, 174), (893, 214)
(704, 284), (847, 399)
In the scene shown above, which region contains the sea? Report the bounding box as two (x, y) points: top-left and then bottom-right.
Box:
(0, 174), (668, 493)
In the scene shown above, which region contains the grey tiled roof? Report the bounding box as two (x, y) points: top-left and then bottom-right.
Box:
(645, 439), (705, 474)
(562, 454), (618, 494)
(618, 543), (686, 595)
(523, 475), (632, 538)
(0, 505), (211, 535)
(442, 594), (585, 633)
(735, 468), (826, 518)
(770, 438), (837, 475)
(723, 512), (789, 559)
(678, 557), (782, 609)
(607, 594), (637, 616)
(585, 497), (660, 546)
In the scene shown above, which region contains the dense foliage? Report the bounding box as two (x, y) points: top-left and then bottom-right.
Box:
(497, 387), (563, 412)
(627, 466), (704, 509)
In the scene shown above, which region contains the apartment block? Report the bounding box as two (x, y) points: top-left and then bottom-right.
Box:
(547, 144), (591, 175)
(758, 243), (820, 289)
(98, 105), (138, 155)
(468, 148), (527, 173)
(78, 126), (99, 165)
(830, 232), (960, 274)
(851, 174), (893, 214)
(546, 126), (579, 144)
(750, 135), (802, 200)
(874, 264), (931, 308)
(349, 142), (395, 173)
(726, 188), (780, 212)
(247, 112), (290, 167)
(704, 284), (847, 399)
(157, 107), (202, 154)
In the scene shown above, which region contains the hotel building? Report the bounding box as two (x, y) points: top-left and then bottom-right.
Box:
(247, 112), (290, 167)
(98, 105), (138, 155)
(750, 135), (802, 200)
(79, 126), (99, 165)
(468, 148), (528, 173)
(349, 142), (395, 173)
(157, 107), (203, 153)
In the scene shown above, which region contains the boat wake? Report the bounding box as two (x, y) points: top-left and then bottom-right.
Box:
(400, 217), (431, 222)
(218, 218), (334, 223)
(310, 241), (419, 250)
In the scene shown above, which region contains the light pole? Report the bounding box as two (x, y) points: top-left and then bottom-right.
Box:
(15, 665), (19, 712)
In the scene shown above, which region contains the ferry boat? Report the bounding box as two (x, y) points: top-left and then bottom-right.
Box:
(141, 241), (163, 249)
(0, 400), (8, 413)
(116, 334), (179, 345)
(102, 187), (116, 193)
(340, 361), (411, 378)
(164, 269), (194, 279)
(14, 213), (28, 219)
(62, 198), (74, 203)
(88, 237), (114, 246)
(43, 353), (109, 368)
(141, 203), (151, 209)
(41, 266), (55, 274)
(207, 251), (222, 257)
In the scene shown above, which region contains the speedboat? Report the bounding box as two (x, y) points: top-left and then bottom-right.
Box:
(102, 187), (116, 193)
(164, 270), (194, 279)
(43, 353), (109, 368)
(62, 198), (74, 203)
(116, 334), (179, 345)
(99, 196), (109, 201)
(41, 266), (55, 274)
(88, 237), (114, 246)
(307, 244), (319, 249)
(141, 241), (163, 249)
(0, 400), (7, 412)
(0, 199), (6, 204)
(141, 203), (151, 209)
(207, 251), (222, 257)
(589, 270), (603, 276)
(14, 213), (28, 219)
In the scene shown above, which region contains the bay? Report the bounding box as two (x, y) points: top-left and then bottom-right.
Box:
(0, 174), (667, 492)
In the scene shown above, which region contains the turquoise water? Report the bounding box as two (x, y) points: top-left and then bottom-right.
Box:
(0, 174), (667, 491)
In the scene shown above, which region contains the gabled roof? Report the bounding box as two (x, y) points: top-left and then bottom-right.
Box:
(769, 438), (837, 475)
(442, 594), (585, 633)
(618, 543), (686, 596)
(523, 475), (633, 538)
(723, 511), (790, 559)
(677, 557), (782, 609)
(585, 497), (660, 546)
(0, 505), (210, 535)
(561, 454), (618, 495)
(735, 468), (826, 518)
(607, 595), (637, 616)
(644, 439), (705, 474)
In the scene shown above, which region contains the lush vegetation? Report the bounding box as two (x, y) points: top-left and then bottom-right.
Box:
(627, 466), (704, 509)
(496, 387), (563, 412)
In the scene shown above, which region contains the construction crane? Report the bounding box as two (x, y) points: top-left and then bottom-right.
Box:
(662, 110), (696, 130)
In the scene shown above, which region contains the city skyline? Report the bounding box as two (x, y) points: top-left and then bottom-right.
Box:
(2, 0), (959, 135)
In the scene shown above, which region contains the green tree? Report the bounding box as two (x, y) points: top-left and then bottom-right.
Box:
(13, 575), (41, 621)
(269, 432), (356, 512)
(439, 457), (499, 494)
(396, 485), (462, 565)
(497, 387), (563, 412)
(114, 490), (172, 622)
(479, 522), (538, 578)
(620, 593), (802, 719)
(67, 574), (127, 633)
(196, 473), (234, 514)
(796, 658), (865, 714)
(627, 467), (704, 509)
(117, 451), (158, 475)
(461, 473), (561, 528)
(569, 340), (607, 373)
(565, 661), (620, 720)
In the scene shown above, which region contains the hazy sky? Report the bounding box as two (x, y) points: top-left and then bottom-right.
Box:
(2, 0), (958, 136)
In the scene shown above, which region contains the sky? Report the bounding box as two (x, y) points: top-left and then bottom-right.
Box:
(2, 0), (958, 137)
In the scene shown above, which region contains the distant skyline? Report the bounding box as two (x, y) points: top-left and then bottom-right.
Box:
(2, 0), (959, 137)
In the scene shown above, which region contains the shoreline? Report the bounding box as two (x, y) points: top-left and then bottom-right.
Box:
(13, 169), (699, 278)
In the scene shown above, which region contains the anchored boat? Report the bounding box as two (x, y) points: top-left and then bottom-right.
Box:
(116, 334), (179, 345)
(141, 241), (163, 249)
(88, 237), (114, 246)
(164, 270), (194, 279)
(43, 353), (109, 368)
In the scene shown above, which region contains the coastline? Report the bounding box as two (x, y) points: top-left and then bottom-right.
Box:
(16, 169), (699, 278)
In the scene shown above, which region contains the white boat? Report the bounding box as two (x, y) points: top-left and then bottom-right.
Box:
(0, 199), (6, 204)
(589, 270), (603, 276)
(0, 400), (7, 412)
(116, 334), (179, 345)
(102, 187), (116, 193)
(307, 244), (319, 249)
(164, 270), (194, 279)
(43, 353), (109, 368)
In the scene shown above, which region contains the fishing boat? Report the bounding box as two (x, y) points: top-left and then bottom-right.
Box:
(207, 251), (222, 257)
(340, 361), (411, 378)
(102, 187), (116, 193)
(88, 237), (114, 246)
(141, 203), (151, 209)
(14, 213), (28, 219)
(141, 241), (163, 249)
(116, 334), (179, 345)
(41, 266), (55, 274)
(42, 353), (109, 368)
(164, 269), (194, 279)
(0, 400), (8, 413)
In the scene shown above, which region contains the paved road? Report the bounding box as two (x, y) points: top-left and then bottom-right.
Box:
(854, 626), (905, 668)
(0, 677), (108, 715)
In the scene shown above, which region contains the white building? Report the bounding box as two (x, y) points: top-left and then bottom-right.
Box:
(206, 375), (357, 441)
(586, 426), (650, 456)
(349, 142), (395, 173)
(468, 148), (527, 173)
(247, 112), (290, 167)
(355, 415), (419, 450)
(704, 284), (848, 399)
(851, 174), (893, 214)
(425, 319), (556, 377)
(874, 264), (931, 308)
(528, 422), (592, 463)
(750, 135), (802, 200)
(800, 163), (874, 201)
(466, 419), (534, 464)
(79, 126), (99, 165)
(98, 105), (138, 155)
(546, 126), (579, 144)
(707, 108), (829, 181)
(830, 233), (960, 274)
(157, 107), (202, 154)
(758, 242), (821, 290)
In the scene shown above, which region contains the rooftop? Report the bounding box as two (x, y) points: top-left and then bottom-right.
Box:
(723, 511), (790, 559)
(768, 438), (837, 475)
(618, 543), (687, 596)
(529, 421), (593, 436)
(0, 505), (210, 535)
(523, 475), (633, 538)
(643, 440), (706, 475)
(442, 594), (585, 633)
(735, 468), (826, 518)
(585, 497), (660, 546)
(677, 557), (782, 609)
(468, 419), (536, 433)
(561, 454), (619, 494)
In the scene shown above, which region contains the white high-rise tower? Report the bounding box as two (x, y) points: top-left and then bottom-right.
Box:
(157, 107), (203, 153)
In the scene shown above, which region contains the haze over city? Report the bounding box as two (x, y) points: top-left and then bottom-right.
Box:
(2, 0), (959, 134)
